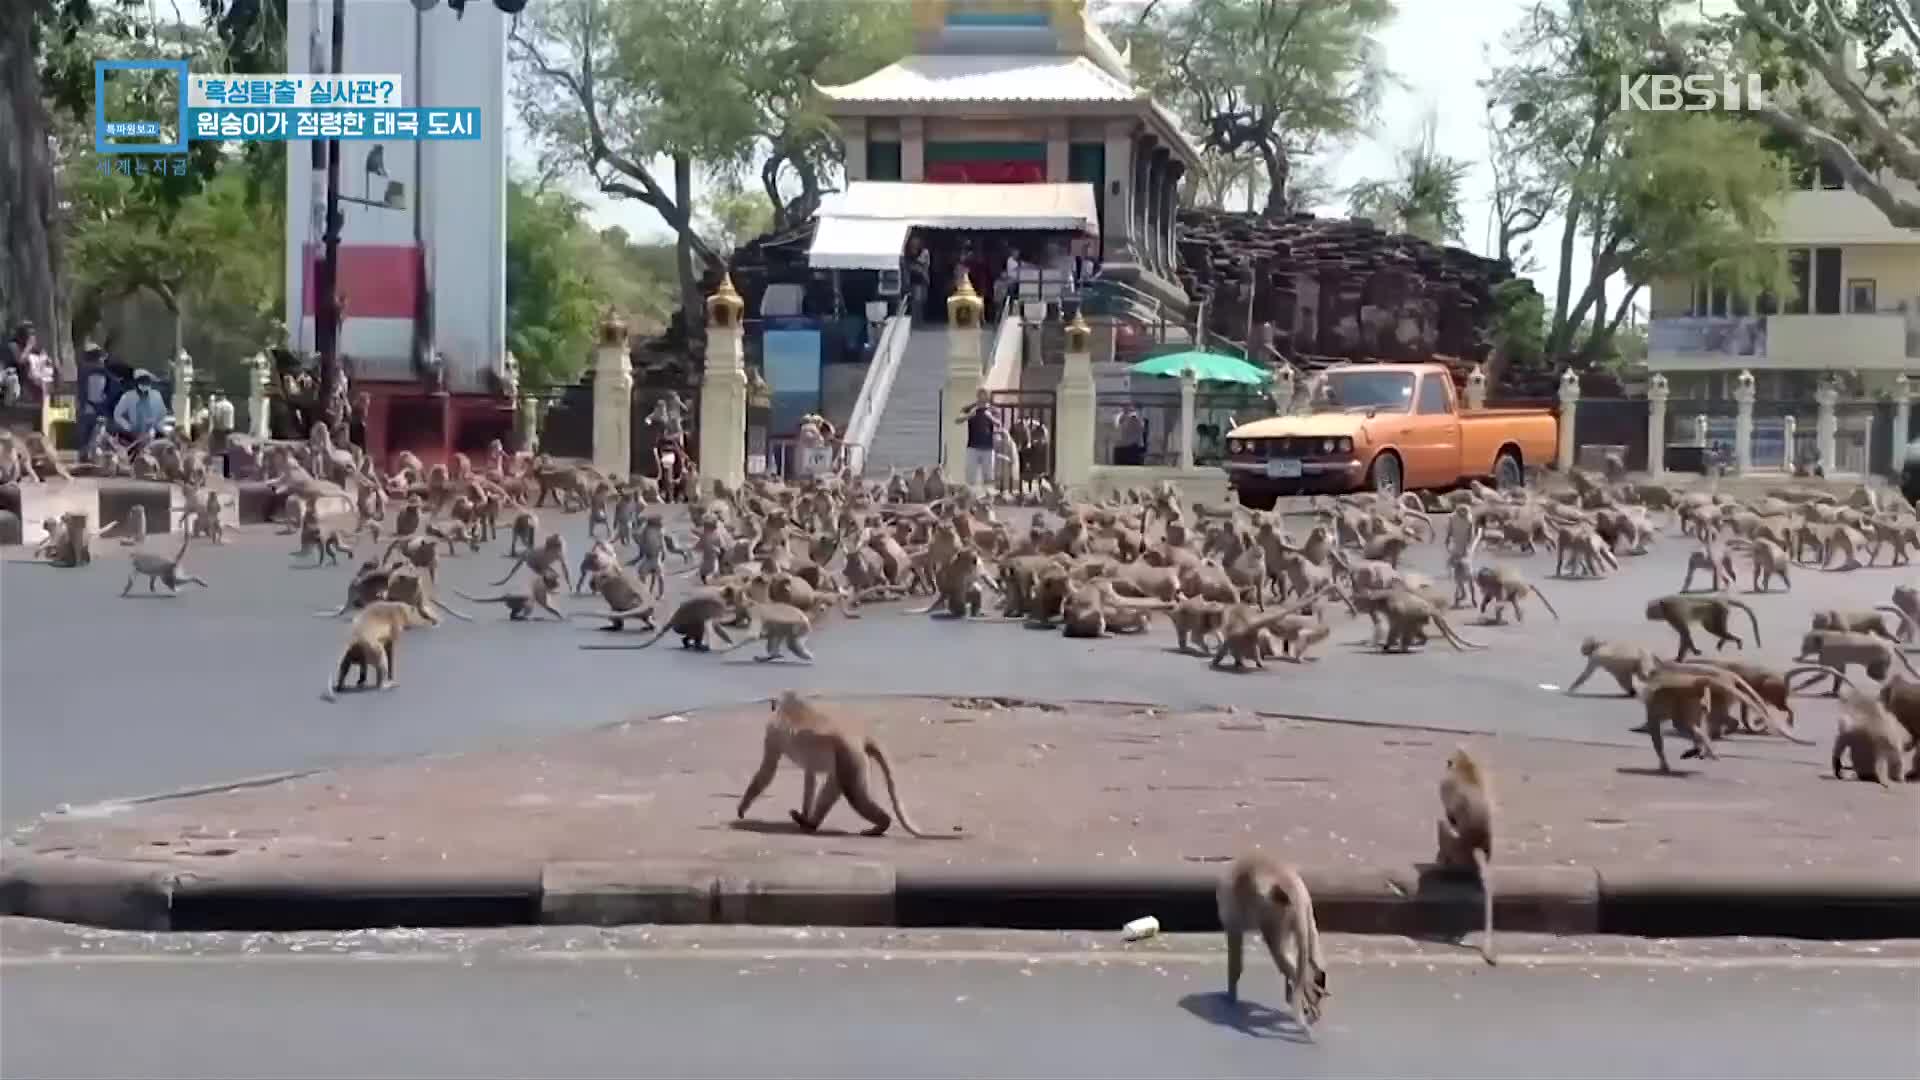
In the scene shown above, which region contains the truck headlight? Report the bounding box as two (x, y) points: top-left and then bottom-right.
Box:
(1228, 439), (1244, 454)
(1337, 437), (1353, 453)
(1319, 439), (1334, 454)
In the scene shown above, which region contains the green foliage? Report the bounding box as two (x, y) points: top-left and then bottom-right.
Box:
(1113, 0), (1396, 216)
(1345, 113), (1472, 242)
(697, 179), (775, 255)
(1484, 0), (1793, 363)
(1489, 277), (1550, 379)
(505, 180), (604, 388)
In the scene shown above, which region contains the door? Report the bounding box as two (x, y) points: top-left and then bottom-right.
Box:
(1400, 373), (1462, 488)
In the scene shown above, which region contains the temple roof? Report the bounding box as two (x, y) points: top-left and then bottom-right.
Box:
(819, 52), (1136, 105)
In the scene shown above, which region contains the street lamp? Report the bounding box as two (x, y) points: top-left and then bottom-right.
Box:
(313, 0), (527, 432)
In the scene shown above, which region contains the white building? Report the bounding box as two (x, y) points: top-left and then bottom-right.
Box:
(282, 0), (509, 463)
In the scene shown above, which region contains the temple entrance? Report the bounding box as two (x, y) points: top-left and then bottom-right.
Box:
(909, 227), (1091, 324)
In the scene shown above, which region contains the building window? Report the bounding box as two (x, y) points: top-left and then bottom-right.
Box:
(1785, 248), (1810, 314)
(1814, 247), (1842, 314)
(867, 141), (902, 183)
(1849, 278), (1877, 314)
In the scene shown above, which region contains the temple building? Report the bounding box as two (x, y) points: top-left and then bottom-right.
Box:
(812, 0), (1201, 313)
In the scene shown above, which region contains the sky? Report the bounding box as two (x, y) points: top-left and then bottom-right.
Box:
(505, 0), (1583, 302)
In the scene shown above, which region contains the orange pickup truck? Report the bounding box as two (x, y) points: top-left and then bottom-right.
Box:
(1222, 362), (1558, 509)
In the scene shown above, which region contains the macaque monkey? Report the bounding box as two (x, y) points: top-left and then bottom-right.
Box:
(1473, 566), (1561, 624)
(121, 533), (209, 596)
(1783, 666), (1911, 786)
(1636, 665), (1776, 771)
(1793, 630), (1920, 692)
(1680, 541), (1738, 593)
(492, 532), (568, 591)
(323, 600), (431, 700)
(582, 587), (738, 651)
(293, 516), (354, 566)
(1726, 537), (1790, 592)
(185, 490), (225, 544)
(1644, 594), (1761, 660)
(1872, 674), (1920, 781)
(1564, 637), (1656, 697)
(1171, 596), (1228, 655)
(1366, 588), (1487, 653)
(32, 517), (64, 560)
(454, 569), (564, 621)
(737, 691), (933, 837)
(1216, 852), (1329, 1028)
(724, 603), (816, 661)
(1435, 747), (1497, 965)
(100, 504), (148, 546)
(1810, 607), (1918, 644)
(911, 548), (999, 618)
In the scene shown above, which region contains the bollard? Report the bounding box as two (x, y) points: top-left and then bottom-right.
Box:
(97, 482), (173, 536)
(235, 482), (287, 526)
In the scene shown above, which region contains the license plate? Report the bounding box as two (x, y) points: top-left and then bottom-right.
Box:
(1265, 459), (1302, 479)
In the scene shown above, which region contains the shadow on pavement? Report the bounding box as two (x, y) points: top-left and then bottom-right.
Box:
(1177, 991), (1313, 1043)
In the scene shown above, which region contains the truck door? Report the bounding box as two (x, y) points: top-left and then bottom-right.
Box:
(1401, 373), (1463, 489)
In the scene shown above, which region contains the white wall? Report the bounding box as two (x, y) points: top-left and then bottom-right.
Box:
(284, 0), (507, 391)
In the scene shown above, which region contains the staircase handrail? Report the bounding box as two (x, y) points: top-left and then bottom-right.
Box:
(841, 314), (911, 477)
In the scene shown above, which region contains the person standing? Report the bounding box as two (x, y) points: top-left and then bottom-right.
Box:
(1113, 403), (1148, 466)
(953, 388), (1001, 491)
(111, 369), (171, 446)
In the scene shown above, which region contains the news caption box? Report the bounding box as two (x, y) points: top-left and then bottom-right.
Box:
(186, 107), (482, 141)
(188, 74), (406, 109)
(95, 59), (189, 155)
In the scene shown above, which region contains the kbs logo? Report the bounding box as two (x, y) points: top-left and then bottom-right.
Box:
(1618, 72), (1768, 112)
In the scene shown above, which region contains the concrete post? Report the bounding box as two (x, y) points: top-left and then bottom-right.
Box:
(1178, 365), (1197, 470)
(247, 351), (272, 440)
(1732, 369), (1755, 474)
(592, 312), (632, 478)
(1815, 378), (1840, 475)
(1646, 373), (1669, 479)
(1781, 415), (1798, 472)
(516, 395), (543, 454)
(700, 276), (750, 493)
(1693, 413), (1709, 449)
(171, 349), (193, 436)
(1269, 363), (1295, 417)
(1893, 375), (1912, 473)
(1556, 369), (1580, 472)
(1465, 363), (1488, 411)
(1054, 311), (1096, 492)
(942, 271), (986, 486)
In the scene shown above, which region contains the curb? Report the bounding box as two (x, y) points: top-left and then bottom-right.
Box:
(6, 855), (1917, 938)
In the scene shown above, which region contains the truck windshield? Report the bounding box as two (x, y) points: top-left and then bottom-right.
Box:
(1321, 371), (1415, 413)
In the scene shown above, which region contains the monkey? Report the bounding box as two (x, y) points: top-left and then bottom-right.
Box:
(1724, 536), (1791, 593)
(569, 568), (659, 631)
(32, 516), (66, 560)
(323, 600), (432, 701)
(1059, 581), (1171, 638)
(1680, 540), (1738, 593)
(577, 540), (619, 594)
(1675, 658), (1808, 741)
(50, 512), (94, 567)
(722, 602), (816, 661)
(182, 489), (225, 544)
(736, 691), (934, 837)
(394, 497), (424, 539)
(1792, 630), (1920, 693)
(1216, 851), (1329, 1027)
(1563, 637), (1657, 697)
(1435, 747), (1497, 966)
(292, 515), (354, 566)
(1472, 566), (1560, 625)
(99, 504), (148, 547)
(628, 512), (690, 597)
(1781, 665), (1911, 786)
(1170, 596), (1228, 655)
(121, 533), (208, 596)
(1872, 674), (1920, 780)
(1448, 551), (1478, 610)
(1267, 609), (1333, 661)
(580, 587), (739, 652)
(492, 532), (569, 591)
(315, 560), (392, 618)
(1810, 607), (1918, 644)
(1636, 665), (1779, 772)
(910, 548), (999, 619)
(1645, 594), (1761, 660)
(1368, 588), (1487, 653)
(427, 520), (481, 555)
(453, 569), (564, 621)
(1210, 589), (1336, 670)
(1892, 584), (1920, 644)
(382, 566), (472, 624)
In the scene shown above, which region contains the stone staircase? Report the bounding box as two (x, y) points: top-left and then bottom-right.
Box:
(864, 320), (988, 474)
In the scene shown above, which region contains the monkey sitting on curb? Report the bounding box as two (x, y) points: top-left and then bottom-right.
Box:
(1435, 746), (1498, 966)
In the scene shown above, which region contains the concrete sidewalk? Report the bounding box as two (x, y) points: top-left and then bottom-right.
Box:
(5, 697), (1916, 937)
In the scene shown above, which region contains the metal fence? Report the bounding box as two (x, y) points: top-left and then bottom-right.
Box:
(986, 389), (1056, 491)
(1569, 398), (1650, 473)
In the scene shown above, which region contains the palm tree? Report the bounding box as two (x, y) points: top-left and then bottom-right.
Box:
(1345, 111), (1471, 243)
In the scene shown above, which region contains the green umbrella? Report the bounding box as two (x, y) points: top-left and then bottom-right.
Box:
(1127, 350), (1272, 386)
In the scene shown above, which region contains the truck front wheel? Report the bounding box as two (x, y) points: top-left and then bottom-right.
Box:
(1367, 451), (1403, 497)
(1494, 449), (1524, 490)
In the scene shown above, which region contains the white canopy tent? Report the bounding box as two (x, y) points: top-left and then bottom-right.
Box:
(806, 181), (1099, 272)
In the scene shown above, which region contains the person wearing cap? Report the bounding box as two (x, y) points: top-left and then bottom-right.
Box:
(111, 368), (171, 444)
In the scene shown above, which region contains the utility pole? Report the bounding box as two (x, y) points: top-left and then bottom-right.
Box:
(314, 0), (346, 433)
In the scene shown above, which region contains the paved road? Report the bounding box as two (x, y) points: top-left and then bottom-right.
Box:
(4, 511), (1907, 819)
(4, 923), (1915, 1079)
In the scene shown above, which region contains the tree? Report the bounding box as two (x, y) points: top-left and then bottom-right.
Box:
(1485, 0), (1793, 366)
(1344, 112), (1472, 242)
(505, 179), (603, 388)
(1482, 99), (1560, 273)
(697, 178), (775, 256)
(5, 0), (281, 366)
(1674, 0), (1920, 229)
(1120, 0), (1395, 217)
